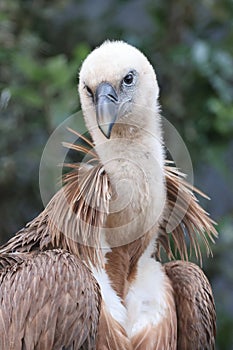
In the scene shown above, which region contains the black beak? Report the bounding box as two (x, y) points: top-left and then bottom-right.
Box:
(95, 82), (119, 138)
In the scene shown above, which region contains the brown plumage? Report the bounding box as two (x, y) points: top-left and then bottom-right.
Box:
(0, 40), (217, 349)
(0, 250), (101, 349)
(165, 261), (216, 349)
(159, 165), (216, 263)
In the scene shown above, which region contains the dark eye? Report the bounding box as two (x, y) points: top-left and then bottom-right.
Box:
(123, 72), (134, 86)
(85, 85), (93, 98)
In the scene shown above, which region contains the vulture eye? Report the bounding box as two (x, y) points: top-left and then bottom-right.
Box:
(123, 72), (134, 86)
(85, 85), (93, 98)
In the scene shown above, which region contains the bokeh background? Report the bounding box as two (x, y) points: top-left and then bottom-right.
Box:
(0, 1), (232, 348)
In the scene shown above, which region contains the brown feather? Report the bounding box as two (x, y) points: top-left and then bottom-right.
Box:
(157, 165), (218, 264)
(97, 303), (132, 350)
(0, 249), (101, 350)
(165, 260), (216, 350)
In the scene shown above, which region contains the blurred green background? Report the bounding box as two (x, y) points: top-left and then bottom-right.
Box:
(0, 0), (232, 348)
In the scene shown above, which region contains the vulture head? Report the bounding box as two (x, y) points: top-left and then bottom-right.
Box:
(79, 40), (161, 141)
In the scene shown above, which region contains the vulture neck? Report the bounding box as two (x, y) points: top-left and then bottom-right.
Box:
(92, 113), (166, 297)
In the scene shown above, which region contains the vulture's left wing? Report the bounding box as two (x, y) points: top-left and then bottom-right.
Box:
(165, 260), (216, 350)
(0, 249), (101, 350)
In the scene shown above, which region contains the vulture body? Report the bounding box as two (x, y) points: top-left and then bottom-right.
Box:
(0, 41), (217, 349)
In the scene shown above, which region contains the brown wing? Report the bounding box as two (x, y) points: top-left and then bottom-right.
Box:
(0, 249), (101, 350)
(164, 260), (216, 350)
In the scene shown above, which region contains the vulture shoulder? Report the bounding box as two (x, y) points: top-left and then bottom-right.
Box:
(0, 249), (101, 350)
(164, 260), (216, 350)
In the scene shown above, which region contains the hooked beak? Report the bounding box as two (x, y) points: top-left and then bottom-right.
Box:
(95, 82), (119, 138)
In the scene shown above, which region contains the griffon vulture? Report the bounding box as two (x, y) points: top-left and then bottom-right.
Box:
(0, 41), (217, 349)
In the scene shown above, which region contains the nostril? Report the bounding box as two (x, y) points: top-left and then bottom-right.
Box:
(107, 93), (118, 102)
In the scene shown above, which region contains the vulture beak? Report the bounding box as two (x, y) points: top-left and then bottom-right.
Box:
(95, 82), (119, 138)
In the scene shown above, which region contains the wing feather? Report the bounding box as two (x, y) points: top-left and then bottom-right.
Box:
(165, 260), (216, 349)
(0, 249), (101, 350)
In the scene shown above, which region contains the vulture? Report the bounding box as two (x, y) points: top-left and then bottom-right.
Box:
(0, 41), (217, 350)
